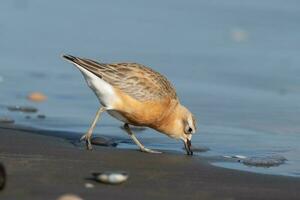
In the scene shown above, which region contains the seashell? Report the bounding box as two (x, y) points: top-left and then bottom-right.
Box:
(56, 194), (83, 200)
(93, 172), (128, 184)
(232, 155), (247, 159)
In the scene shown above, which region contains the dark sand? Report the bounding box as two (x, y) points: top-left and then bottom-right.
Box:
(0, 124), (299, 200)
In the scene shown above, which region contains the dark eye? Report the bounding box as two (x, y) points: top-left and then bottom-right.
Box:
(188, 127), (193, 133)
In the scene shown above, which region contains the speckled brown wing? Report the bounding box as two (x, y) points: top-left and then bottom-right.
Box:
(66, 55), (178, 102)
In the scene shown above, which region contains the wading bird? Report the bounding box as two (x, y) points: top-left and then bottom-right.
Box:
(62, 55), (197, 155)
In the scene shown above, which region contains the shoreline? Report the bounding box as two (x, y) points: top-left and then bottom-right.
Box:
(0, 124), (299, 200)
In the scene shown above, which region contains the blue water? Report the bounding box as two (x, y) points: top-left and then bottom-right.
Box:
(0, 0), (300, 177)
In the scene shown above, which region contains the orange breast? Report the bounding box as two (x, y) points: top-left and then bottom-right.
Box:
(112, 89), (176, 127)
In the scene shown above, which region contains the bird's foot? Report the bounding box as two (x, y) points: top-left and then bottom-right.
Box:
(80, 133), (93, 150)
(140, 147), (162, 154)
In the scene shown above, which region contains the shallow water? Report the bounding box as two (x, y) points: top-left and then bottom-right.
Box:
(0, 0), (300, 177)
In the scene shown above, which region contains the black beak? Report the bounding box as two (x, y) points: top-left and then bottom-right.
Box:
(184, 139), (193, 156)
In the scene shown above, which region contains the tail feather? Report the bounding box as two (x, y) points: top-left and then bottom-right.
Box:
(62, 54), (104, 79)
(62, 54), (78, 63)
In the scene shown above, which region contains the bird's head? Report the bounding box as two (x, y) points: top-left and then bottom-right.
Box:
(156, 104), (197, 155)
(178, 105), (197, 155)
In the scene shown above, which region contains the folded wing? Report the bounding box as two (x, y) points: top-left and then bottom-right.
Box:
(63, 55), (178, 102)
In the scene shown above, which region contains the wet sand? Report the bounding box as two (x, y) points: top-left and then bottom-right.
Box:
(0, 124), (299, 200)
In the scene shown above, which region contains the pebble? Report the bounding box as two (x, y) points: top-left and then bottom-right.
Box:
(93, 172), (128, 185)
(242, 155), (287, 167)
(223, 154), (287, 167)
(37, 114), (46, 119)
(27, 92), (47, 102)
(57, 194), (83, 200)
(84, 183), (94, 189)
(91, 137), (118, 147)
(0, 163), (6, 190)
(0, 117), (14, 124)
(7, 105), (38, 113)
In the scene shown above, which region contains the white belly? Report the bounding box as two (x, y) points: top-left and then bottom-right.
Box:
(73, 63), (131, 124)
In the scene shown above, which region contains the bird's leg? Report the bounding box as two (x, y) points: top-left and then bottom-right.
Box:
(81, 107), (106, 150)
(123, 123), (161, 154)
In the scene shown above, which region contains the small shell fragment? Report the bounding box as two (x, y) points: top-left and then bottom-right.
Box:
(93, 172), (128, 185)
(223, 155), (247, 160)
(233, 155), (247, 159)
(84, 183), (94, 189)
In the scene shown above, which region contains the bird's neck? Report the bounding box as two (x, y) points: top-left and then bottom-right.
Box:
(151, 103), (183, 138)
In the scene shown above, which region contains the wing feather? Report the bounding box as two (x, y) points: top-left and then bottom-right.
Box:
(63, 55), (178, 102)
